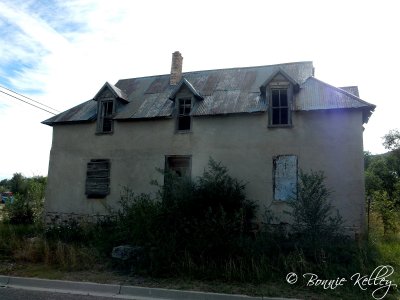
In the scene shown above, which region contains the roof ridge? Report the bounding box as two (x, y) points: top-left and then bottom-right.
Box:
(182, 61), (314, 75)
(116, 61), (313, 83)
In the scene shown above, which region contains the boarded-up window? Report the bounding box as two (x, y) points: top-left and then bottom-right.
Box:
(165, 156), (191, 178)
(86, 159), (110, 198)
(273, 155), (297, 201)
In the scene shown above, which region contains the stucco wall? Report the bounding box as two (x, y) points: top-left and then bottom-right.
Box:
(45, 108), (366, 232)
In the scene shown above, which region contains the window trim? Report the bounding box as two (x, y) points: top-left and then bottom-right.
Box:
(176, 97), (192, 133)
(96, 100), (115, 134)
(268, 85), (293, 128)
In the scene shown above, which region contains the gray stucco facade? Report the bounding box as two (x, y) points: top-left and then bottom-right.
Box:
(43, 55), (375, 235)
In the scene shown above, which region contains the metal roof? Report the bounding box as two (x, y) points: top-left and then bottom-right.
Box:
(169, 78), (203, 100)
(42, 61), (375, 125)
(295, 77), (375, 122)
(296, 78), (368, 110)
(339, 86), (359, 97)
(94, 82), (128, 102)
(42, 100), (97, 125)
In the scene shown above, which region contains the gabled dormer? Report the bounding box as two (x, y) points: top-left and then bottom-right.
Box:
(94, 82), (128, 134)
(260, 69), (299, 127)
(169, 78), (203, 132)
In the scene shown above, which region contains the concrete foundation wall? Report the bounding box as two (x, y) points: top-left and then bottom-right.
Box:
(45, 109), (366, 232)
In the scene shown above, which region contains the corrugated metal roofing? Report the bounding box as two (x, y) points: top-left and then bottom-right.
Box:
(42, 61), (375, 125)
(42, 100), (97, 125)
(339, 86), (359, 97)
(295, 77), (372, 110)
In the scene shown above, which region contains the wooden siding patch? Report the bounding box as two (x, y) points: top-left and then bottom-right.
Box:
(85, 159), (110, 198)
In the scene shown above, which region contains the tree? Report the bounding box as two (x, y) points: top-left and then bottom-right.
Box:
(3, 175), (46, 224)
(364, 129), (400, 235)
(9, 173), (27, 195)
(383, 129), (400, 151)
(287, 170), (343, 246)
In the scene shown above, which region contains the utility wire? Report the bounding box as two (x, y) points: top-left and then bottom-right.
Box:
(0, 89), (57, 115)
(0, 84), (61, 113)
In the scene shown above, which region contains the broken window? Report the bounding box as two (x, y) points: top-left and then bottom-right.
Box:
(177, 98), (191, 131)
(273, 155), (297, 201)
(85, 159), (110, 198)
(165, 156), (191, 178)
(270, 88), (290, 126)
(97, 100), (114, 133)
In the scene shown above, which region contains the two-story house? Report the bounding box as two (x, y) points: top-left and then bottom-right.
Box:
(43, 52), (375, 234)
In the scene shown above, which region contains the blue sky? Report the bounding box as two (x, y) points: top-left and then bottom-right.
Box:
(0, 0), (399, 179)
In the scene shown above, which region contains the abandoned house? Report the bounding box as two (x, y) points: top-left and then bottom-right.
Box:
(43, 52), (375, 234)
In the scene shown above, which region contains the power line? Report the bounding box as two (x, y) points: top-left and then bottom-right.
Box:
(0, 89), (57, 115)
(0, 84), (61, 113)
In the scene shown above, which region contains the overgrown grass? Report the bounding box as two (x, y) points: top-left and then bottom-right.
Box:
(0, 222), (99, 271)
(0, 221), (399, 299)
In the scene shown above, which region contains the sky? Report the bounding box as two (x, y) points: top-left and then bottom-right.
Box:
(0, 0), (399, 180)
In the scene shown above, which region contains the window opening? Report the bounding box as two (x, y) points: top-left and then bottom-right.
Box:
(271, 89), (289, 125)
(101, 101), (114, 132)
(165, 156), (191, 178)
(177, 98), (191, 131)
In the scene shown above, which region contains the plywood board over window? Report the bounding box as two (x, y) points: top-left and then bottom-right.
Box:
(85, 159), (110, 198)
(273, 155), (297, 201)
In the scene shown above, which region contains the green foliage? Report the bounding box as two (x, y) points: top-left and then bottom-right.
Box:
(45, 218), (90, 244)
(287, 170), (344, 245)
(116, 188), (160, 248)
(366, 156), (398, 198)
(364, 129), (400, 236)
(5, 195), (34, 225)
(156, 159), (257, 264)
(103, 158), (257, 275)
(1, 174), (46, 225)
(383, 129), (400, 151)
(371, 190), (398, 235)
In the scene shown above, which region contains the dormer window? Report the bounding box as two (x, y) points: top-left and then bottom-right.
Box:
(177, 98), (192, 131)
(94, 82), (129, 135)
(260, 69), (298, 128)
(169, 78), (203, 133)
(98, 100), (114, 133)
(271, 88), (289, 125)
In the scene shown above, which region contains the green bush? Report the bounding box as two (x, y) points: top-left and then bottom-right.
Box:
(2, 176), (46, 225)
(158, 159), (256, 260)
(100, 159), (257, 275)
(287, 170), (344, 245)
(4, 194), (35, 225)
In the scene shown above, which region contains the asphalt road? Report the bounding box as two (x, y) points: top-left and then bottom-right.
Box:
(0, 288), (128, 300)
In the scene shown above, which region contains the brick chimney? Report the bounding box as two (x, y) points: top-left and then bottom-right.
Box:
(170, 51), (183, 85)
